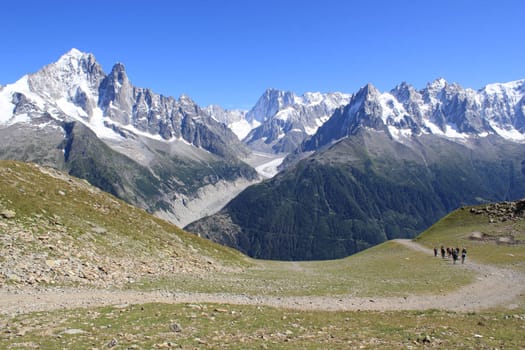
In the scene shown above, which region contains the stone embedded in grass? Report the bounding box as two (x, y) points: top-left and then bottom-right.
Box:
(169, 323), (182, 333)
(0, 209), (16, 219)
(62, 329), (87, 335)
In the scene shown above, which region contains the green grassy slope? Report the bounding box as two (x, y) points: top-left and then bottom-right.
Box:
(0, 160), (250, 287)
(2, 168), (524, 348)
(133, 240), (474, 298)
(3, 303), (524, 350)
(415, 201), (525, 270)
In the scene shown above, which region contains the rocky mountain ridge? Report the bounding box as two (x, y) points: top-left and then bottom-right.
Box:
(243, 88), (351, 153)
(0, 49), (259, 227)
(4, 49), (250, 159)
(300, 78), (525, 154)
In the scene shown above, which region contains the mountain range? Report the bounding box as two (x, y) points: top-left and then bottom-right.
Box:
(0, 49), (259, 227)
(185, 78), (525, 260)
(1, 49), (524, 260)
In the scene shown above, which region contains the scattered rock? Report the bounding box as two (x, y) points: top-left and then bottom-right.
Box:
(469, 231), (484, 240)
(195, 338), (207, 345)
(6, 273), (21, 283)
(417, 335), (432, 344)
(0, 209), (16, 219)
(169, 323), (182, 333)
(497, 236), (514, 244)
(62, 328), (87, 335)
(107, 338), (118, 348)
(45, 259), (61, 268)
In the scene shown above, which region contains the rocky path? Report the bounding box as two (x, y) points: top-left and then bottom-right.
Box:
(1, 239), (524, 315)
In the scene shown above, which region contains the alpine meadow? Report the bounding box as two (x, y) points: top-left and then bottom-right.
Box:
(1, 8), (525, 346)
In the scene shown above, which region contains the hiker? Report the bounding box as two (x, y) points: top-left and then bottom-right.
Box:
(440, 246), (446, 259)
(434, 247), (438, 257)
(461, 248), (467, 264)
(452, 249), (459, 264)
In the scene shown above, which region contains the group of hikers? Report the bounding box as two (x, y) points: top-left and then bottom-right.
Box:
(433, 245), (467, 264)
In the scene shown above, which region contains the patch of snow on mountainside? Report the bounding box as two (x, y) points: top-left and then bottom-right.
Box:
(388, 125), (412, 141)
(484, 80), (524, 97)
(490, 123), (525, 141)
(379, 92), (407, 123)
(301, 92), (324, 106)
(274, 107), (298, 121)
(0, 75), (46, 124)
(89, 108), (125, 141)
(443, 125), (470, 140)
(304, 115), (330, 135)
(230, 118), (259, 140)
(0, 92), (15, 124)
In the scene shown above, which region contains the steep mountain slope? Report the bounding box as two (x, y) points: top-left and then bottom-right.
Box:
(243, 89), (351, 153)
(0, 160), (248, 287)
(186, 79), (525, 260)
(0, 49), (259, 227)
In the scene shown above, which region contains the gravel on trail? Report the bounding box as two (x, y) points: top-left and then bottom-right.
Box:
(1, 240), (524, 315)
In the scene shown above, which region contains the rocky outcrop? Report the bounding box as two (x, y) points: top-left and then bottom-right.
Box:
(469, 199), (525, 223)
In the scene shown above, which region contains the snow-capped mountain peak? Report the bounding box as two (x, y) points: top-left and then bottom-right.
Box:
(57, 48), (93, 66)
(245, 88), (297, 123)
(243, 88), (351, 153)
(0, 49), (249, 156)
(428, 77), (447, 90)
(304, 78), (525, 151)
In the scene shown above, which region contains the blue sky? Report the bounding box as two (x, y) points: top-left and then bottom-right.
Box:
(1, 0), (523, 109)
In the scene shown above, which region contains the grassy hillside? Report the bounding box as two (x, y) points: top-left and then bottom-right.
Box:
(3, 302), (524, 349)
(0, 160), (250, 287)
(1, 171), (524, 348)
(131, 240), (474, 297)
(415, 200), (525, 271)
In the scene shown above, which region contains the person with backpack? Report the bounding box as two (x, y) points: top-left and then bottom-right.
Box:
(461, 247), (467, 264)
(452, 249), (459, 264)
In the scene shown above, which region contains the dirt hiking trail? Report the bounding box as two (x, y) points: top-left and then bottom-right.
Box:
(1, 239), (524, 315)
